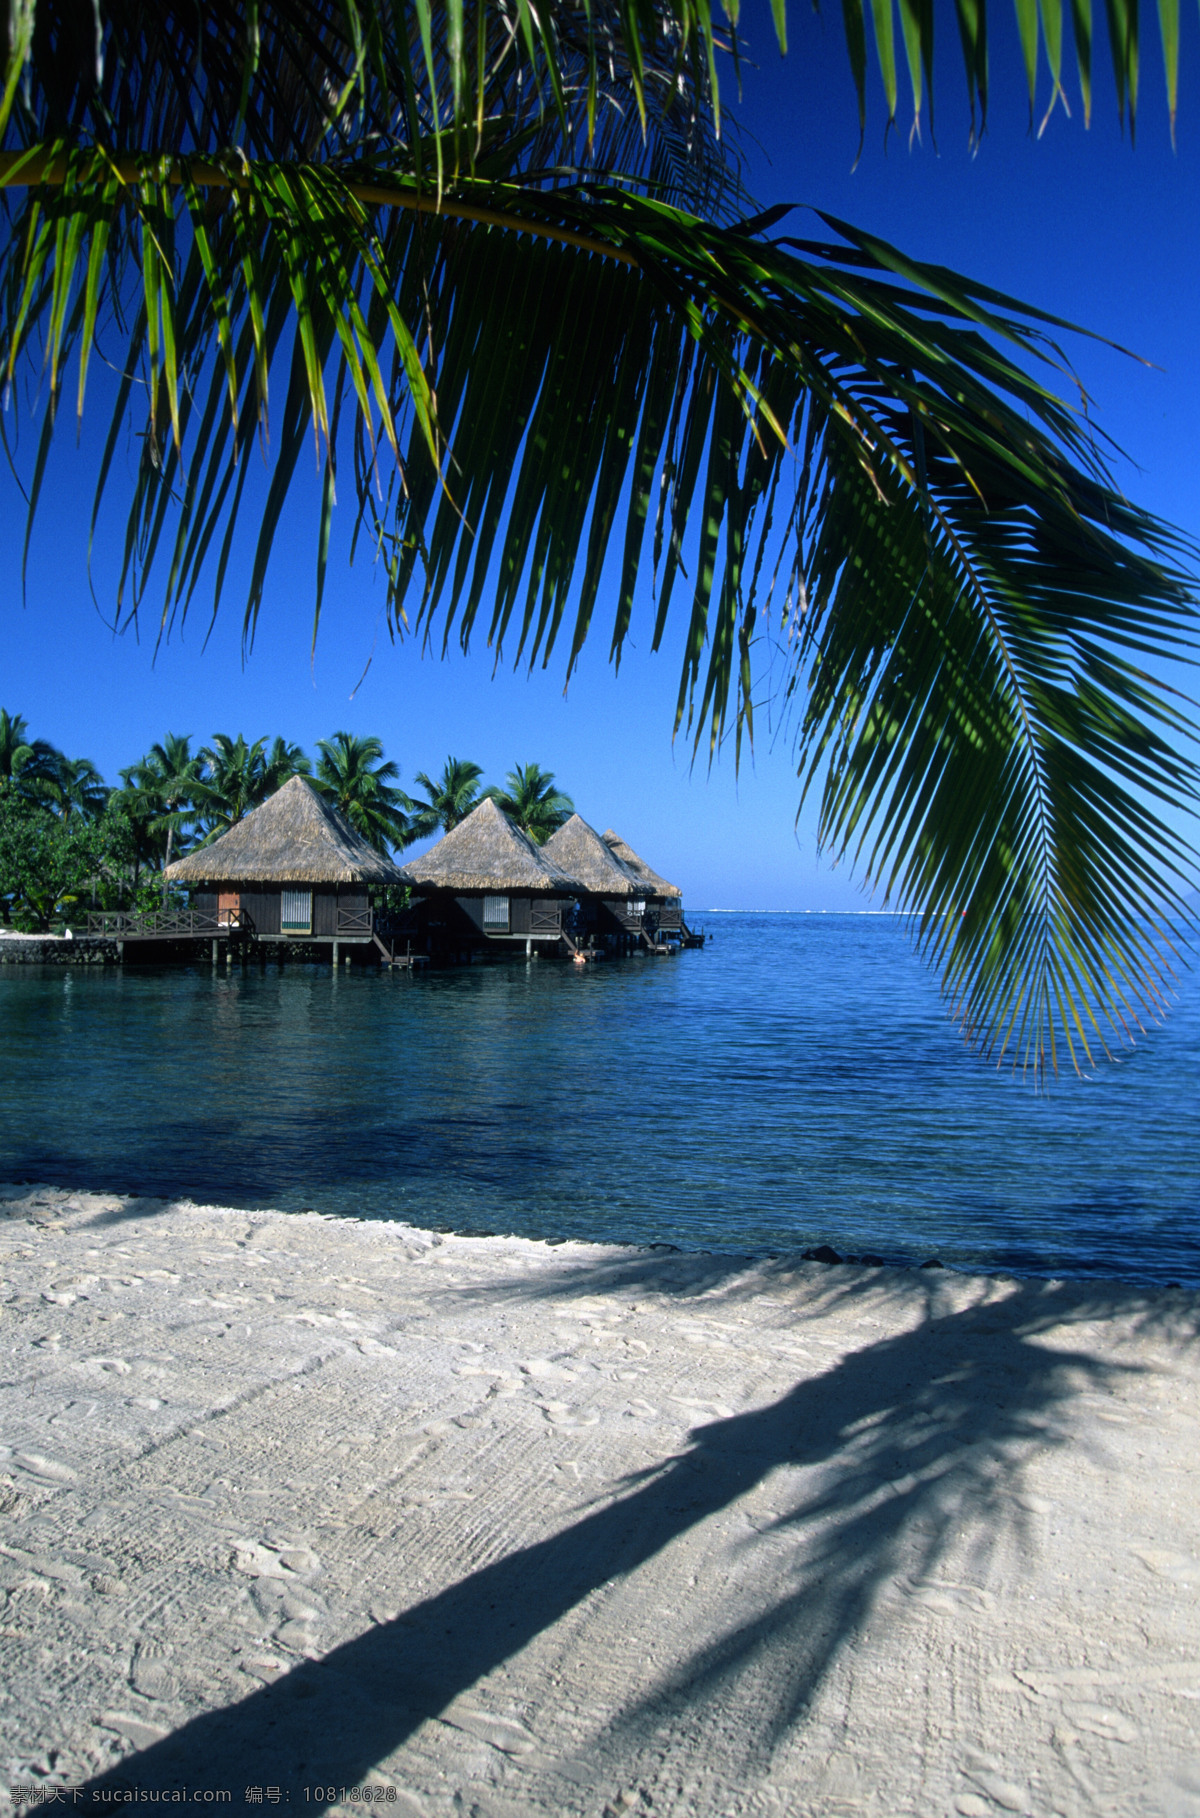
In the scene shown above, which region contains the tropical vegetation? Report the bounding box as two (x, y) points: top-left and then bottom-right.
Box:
(0, 709), (566, 925)
(194, 734), (312, 839)
(0, 792), (137, 930)
(312, 731), (413, 854)
(0, 710), (58, 794)
(407, 759), (486, 839)
(485, 766), (575, 846)
(118, 735), (207, 901)
(0, 2), (1196, 1067)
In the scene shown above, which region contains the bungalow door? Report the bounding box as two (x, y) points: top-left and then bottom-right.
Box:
(217, 890), (240, 928)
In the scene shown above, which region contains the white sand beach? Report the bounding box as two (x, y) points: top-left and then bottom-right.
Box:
(1, 1184), (1198, 1817)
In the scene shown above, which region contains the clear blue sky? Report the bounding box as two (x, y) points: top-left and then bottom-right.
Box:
(3, 5), (1198, 910)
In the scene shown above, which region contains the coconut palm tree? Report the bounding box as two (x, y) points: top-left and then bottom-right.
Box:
(196, 734), (273, 838)
(0, 4), (1197, 1067)
(408, 758), (486, 839)
(110, 766), (168, 904)
(312, 731), (413, 854)
(181, 731), (310, 849)
(122, 735), (207, 900)
(0, 709), (59, 797)
(485, 765), (575, 846)
(38, 754), (109, 825)
(264, 737), (312, 793)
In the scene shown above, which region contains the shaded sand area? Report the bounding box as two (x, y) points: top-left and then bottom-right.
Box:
(1, 1186), (1198, 1817)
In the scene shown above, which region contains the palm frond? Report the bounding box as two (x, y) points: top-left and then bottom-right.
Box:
(0, 5), (1197, 1069)
(1, 0), (1183, 175)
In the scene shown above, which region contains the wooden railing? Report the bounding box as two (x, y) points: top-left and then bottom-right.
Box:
(86, 909), (252, 938)
(530, 902), (563, 935)
(335, 906), (374, 935)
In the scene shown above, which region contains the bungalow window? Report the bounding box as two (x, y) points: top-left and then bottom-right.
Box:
(630, 900), (646, 917)
(281, 888), (313, 934)
(482, 895), (510, 931)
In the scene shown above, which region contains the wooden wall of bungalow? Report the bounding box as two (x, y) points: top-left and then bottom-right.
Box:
(574, 895), (644, 938)
(188, 883), (371, 938)
(575, 895), (683, 939)
(423, 891), (567, 944)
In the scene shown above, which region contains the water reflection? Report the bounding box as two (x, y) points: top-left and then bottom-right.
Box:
(2, 915), (1198, 1284)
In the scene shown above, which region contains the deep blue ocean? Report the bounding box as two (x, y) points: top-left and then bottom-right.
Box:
(2, 913), (1198, 1285)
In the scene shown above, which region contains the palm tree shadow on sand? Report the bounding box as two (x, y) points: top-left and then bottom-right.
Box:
(79, 1263), (1196, 1808)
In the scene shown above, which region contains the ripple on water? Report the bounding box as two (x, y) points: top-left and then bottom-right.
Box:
(2, 914), (1199, 1285)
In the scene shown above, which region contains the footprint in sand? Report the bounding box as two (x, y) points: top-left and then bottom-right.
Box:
(100, 1710), (170, 1752)
(1060, 1701), (1139, 1744)
(907, 1579), (996, 1617)
(522, 1359), (579, 1382)
(275, 1618), (320, 1654)
(671, 1397), (735, 1421)
(278, 1546), (320, 1574)
(131, 1640), (179, 1702)
(13, 1452), (76, 1483)
(961, 1748), (1030, 1814)
(232, 1540), (320, 1580)
(440, 1705), (537, 1755)
(540, 1401), (599, 1429)
(1132, 1547), (1200, 1583)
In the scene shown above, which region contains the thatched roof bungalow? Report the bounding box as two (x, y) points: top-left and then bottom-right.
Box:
(542, 814), (651, 944)
(599, 828), (685, 937)
(398, 797), (583, 951)
(165, 774), (405, 943)
(600, 830), (682, 900)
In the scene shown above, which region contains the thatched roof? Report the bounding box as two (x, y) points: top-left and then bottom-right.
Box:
(399, 797), (583, 894)
(601, 830), (682, 899)
(165, 775), (408, 886)
(543, 814), (643, 897)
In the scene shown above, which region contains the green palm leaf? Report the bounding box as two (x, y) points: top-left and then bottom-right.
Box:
(0, 2), (1196, 1070)
(409, 757), (486, 836)
(485, 764), (575, 843)
(312, 730), (413, 852)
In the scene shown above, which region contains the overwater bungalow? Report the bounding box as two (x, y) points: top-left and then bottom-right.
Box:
(95, 774), (409, 964)
(398, 797), (584, 958)
(600, 829), (690, 942)
(542, 813), (663, 953)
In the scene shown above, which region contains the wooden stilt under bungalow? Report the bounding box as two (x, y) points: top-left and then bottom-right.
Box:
(398, 798), (584, 959)
(541, 814), (665, 954)
(88, 776), (415, 966)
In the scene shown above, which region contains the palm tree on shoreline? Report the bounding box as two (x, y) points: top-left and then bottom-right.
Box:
(1, 4), (1197, 1065)
(264, 738), (312, 794)
(408, 759), (485, 839)
(122, 735), (206, 900)
(196, 733), (310, 840)
(196, 735), (271, 838)
(312, 732), (412, 855)
(0, 710), (59, 798)
(485, 765), (574, 847)
(39, 755), (108, 825)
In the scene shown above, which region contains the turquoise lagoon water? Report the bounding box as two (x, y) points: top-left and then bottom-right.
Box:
(1, 912), (1198, 1285)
